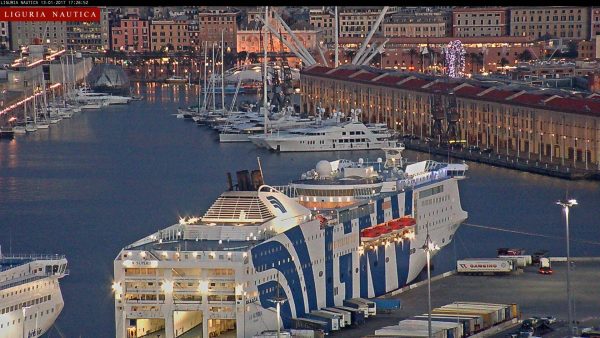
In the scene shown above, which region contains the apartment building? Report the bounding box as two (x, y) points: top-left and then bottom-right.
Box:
(149, 19), (190, 51)
(452, 7), (509, 38)
(197, 8), (238, 51)
(110, 15), (150, 52)
(509, 7), (590, 40)
(383, 13), (449, 38)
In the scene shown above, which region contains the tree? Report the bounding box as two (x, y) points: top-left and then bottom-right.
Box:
(408, 48), (418, 68)
(517, 49), (533, 62)
(469, 52), (479, 73)
(223, 51), (237, 69)
(248, 52), (259, 64)
(237, 51), (248, 64)
(498, 57), (510, 73)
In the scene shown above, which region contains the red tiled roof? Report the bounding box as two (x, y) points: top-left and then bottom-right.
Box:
(545, 97), (600, 114)
(427, 82), (456, 92)
(329, 69), (357, 78)
(454, 86), (484, 97)
(301, 66), (600, 116)
(373, 75), (405, 85)
(400, 78), (428, 89)
(510, 93), (544, 105)
(304, 66), (330, 74)
(480, 89), (515, 100)
(353, 72), (378, 81)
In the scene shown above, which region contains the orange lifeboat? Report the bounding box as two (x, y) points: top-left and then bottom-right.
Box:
(360, 226), (386, 242)
(398, 216), (416, 227)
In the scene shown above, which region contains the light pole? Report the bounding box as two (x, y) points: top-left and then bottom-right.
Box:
(422, 226), (439, 338)
(556, 198), (577, 337)
(270, 275), (287, 338)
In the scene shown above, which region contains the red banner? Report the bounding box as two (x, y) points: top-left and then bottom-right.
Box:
(0, 7), (100, 21)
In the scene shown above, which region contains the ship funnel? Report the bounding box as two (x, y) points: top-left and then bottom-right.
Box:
(226, 172), (233, 191)
(236, 170), (251, 191)
(251, 170), (264, 191)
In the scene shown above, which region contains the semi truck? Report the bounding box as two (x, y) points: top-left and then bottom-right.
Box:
(457, 258), (517, 275)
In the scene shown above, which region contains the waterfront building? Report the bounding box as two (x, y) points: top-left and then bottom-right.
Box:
(509, 7), (590, 40)
(0, 22), (9, 49)
(149, 19), (190, 52)
(197, 8), (239, 51)
(309, 7), (336, 44)
(452, 7), (509, 38)
(578, 40), (597, 60)
(592, 7), (600, 39)
(383, 11), (451, 38)
(336, 36), (541, 74)
(338, 6), (394, 39)
(65, 7), (110, 51)
(9, 22), (66, 51)
(110, 15), (150, 52)
(300, 65), (600, 168)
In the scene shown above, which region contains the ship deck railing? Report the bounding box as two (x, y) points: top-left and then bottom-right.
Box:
(0, 272), (55, 291)
(0, 254), (66, 272)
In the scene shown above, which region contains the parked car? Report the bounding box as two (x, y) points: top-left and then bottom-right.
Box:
(538, 266), (553, 275)
(482, 147), (493, 153)
(541, 316), (557, 324)
(467, 145), (480, 151)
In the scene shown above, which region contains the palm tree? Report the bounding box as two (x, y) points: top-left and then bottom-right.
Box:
(469, 52), (478, 74)
(408, 48), (418, 69)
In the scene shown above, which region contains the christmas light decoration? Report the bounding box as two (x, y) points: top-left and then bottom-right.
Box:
(445, 40), (466, 78)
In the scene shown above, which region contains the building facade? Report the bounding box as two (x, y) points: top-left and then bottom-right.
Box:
(338, 7), (391, 39)
(110, 15), (150, 52)
(66, 7), (110, 51)
(149, 19), (190, 51)
(309, 7), (335, 44)
(0, 22), (8, 49)
(592, 7), (600, 39)
(578, 40), (597, 60)
(9, 22), (66, 51)
(198, 9), (238, 51)
(452, 7), (509, 38)
(509, 7), (590, 40)
(383, 14), (449, 38)
(300, 65), (600, 168)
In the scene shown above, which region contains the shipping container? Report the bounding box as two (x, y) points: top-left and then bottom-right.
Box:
(498, 255), (532, 267)
(292, 318), (330, 335)
(323, 307), (351, 327)
(444, 303), (503, 324)
(310, 310), (343, 329)
(370, 298), (401, 312)
(374, 325), (445, 338)
(456, 258), (516, 274)
(400, 319), (463, 338)
(450, 302), (514, 323)
(353, 297), (377, 316)
(305, 312), (339, 331)
(413, 314), (476, 336)
(343, 299), (370, 317)
(289, 329), (323, 338)
(333, 306), (365, 325)
(432, 308), (493, 330)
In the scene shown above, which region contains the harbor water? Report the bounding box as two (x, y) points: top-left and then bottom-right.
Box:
(1, 83), (599, 337)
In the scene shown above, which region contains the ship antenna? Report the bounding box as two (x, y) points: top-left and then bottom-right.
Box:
(257, 156), (265, 183)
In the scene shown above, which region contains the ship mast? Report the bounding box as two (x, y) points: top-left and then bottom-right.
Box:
(263, 6), (269, 135)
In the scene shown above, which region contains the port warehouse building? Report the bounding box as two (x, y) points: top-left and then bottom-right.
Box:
(300, 65), (600, 168)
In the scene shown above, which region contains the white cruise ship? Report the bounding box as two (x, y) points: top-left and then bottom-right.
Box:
(252, 110), (398, 152)
(113, 147), (468, 338)
(0, 252), (68, 338)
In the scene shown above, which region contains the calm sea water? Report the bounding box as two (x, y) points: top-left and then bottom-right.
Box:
(1, 83), (599, 337)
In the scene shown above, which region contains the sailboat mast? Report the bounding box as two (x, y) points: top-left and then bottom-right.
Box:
(203, 41), (208, 111)
(211, 43), (216, 113)
(263, 6), (269, 135)
(221, 29), (225, 112)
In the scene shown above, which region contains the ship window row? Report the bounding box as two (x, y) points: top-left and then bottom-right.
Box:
(348, 131), (365, 135)
(335, 138), (368, 143)
(421, 194), (450, 207)
(1, 280), (54, 299)
(418, 184), (444, 199)
(1, 307), (55, 329)
(298, 188), (354, 197)
(339, 203), (374, 223)
(0, 294), (51, 315)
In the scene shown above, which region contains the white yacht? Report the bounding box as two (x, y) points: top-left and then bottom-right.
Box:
(258, 109), (398, 152)
(113, 147), (468, 338)
(0, 252), (68, 338)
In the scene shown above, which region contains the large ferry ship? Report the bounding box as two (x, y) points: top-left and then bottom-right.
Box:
(0, 252), (68, 338)
(113, 147), (468, 338)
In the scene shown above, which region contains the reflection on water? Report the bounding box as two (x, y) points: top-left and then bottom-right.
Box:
(0, 84), (598, 337)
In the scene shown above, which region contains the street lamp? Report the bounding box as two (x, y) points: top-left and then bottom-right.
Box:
(556, 198), (577, 337)
(422, 227), (439, 338)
